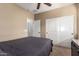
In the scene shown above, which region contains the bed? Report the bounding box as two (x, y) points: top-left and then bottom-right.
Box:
(0, 37), (53, 56)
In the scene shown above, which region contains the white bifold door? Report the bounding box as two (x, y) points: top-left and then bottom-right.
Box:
(33, 20), (40, 37)
(46, 16), (74, 48)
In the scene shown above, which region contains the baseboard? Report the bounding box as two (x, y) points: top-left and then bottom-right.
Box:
(54, 44), (71, 49)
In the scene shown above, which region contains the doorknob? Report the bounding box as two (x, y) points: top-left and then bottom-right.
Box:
(71, 33), (74, 35)
(38, 32), (40, 33)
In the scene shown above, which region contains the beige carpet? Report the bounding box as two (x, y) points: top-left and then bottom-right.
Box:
(50, 46), (71, 56)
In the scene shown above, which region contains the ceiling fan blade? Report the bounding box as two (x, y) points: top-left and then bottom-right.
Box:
(44, 3), (52, 6)
(37, 3), (40, 9)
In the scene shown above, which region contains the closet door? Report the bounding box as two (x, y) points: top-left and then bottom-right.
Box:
(57, 16), (74, 48)
(33, 20), (40, 37)
(46, 18), (58, 44)
(46, 16), (74, 47)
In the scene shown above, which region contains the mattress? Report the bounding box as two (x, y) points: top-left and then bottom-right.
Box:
(0, 37), (53, 56)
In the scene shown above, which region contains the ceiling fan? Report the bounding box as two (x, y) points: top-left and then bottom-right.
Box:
(37, 3), (52, 9)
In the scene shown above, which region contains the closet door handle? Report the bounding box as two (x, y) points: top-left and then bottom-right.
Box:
(72, 33), (74, 35)
(38, 32), (40, 33)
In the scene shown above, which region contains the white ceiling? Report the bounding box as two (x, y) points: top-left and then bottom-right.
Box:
(16, 3), (73, 14)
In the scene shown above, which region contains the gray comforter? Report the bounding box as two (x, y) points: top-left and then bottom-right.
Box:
(0, 37), (53, 56)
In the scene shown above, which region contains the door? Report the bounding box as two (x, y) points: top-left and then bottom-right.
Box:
(46, 16), (74, 48)
(33, 20), (40, 37)
(57, 16), (74, 48)
(46, 18), (58, 44)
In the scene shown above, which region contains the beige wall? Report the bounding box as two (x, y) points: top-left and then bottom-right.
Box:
(35, 4), (77, 38)
(0, 3), (34, 42)
(76, 4), (79, 39)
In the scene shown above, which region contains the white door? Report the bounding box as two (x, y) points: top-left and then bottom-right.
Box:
(57, 16), (74, 48)
(46, 16), (74, 48)
(33, 20), (40, 37)
(46, 18), (58, 44)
